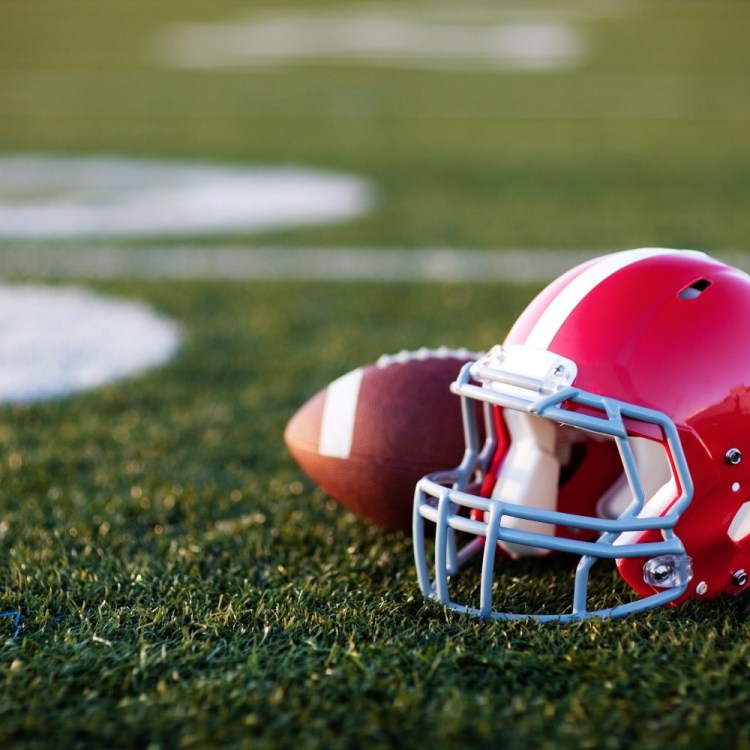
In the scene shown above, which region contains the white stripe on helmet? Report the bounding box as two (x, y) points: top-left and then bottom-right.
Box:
(525, 248), (706, 351)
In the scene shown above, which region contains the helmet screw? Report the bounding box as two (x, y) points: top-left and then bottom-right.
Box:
(732, 570), (748, 587)
(725, 448), (742, 466)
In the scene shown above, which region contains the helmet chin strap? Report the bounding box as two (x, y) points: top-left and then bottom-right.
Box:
(491, 410), (560, 558)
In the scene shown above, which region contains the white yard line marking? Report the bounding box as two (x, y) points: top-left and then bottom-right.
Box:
(159, 9), (587, 72)
(0, 156), (374, 239)
(0, 285), (180, 403)
(0, 246), (746, 283)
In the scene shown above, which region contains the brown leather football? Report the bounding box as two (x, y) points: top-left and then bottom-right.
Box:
(284, 348), (479, 531)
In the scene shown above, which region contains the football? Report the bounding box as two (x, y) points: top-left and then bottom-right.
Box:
(284, 347), (480, 531)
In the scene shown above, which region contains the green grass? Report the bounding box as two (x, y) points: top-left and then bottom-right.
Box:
(3, 281), (750, 749)
(1, 1), (750, 747)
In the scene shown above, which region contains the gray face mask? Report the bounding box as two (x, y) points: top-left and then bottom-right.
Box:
(413, 344), (694, 622)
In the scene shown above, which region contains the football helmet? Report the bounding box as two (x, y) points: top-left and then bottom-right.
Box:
(414, 248), (750, 620)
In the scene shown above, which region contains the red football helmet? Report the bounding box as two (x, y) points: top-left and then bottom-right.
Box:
(414, 248), (750, 620)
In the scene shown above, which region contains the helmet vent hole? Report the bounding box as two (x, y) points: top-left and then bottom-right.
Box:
(678, 278), (711, 299)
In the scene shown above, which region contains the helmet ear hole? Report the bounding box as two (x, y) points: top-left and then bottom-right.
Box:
(678, 278), (711, 299)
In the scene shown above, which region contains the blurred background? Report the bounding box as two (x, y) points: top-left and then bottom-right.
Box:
(1, 0), (749, 265)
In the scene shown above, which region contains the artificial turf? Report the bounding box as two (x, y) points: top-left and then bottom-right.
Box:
(0, 281), (749, 749)
(1, 1), (750, 747)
